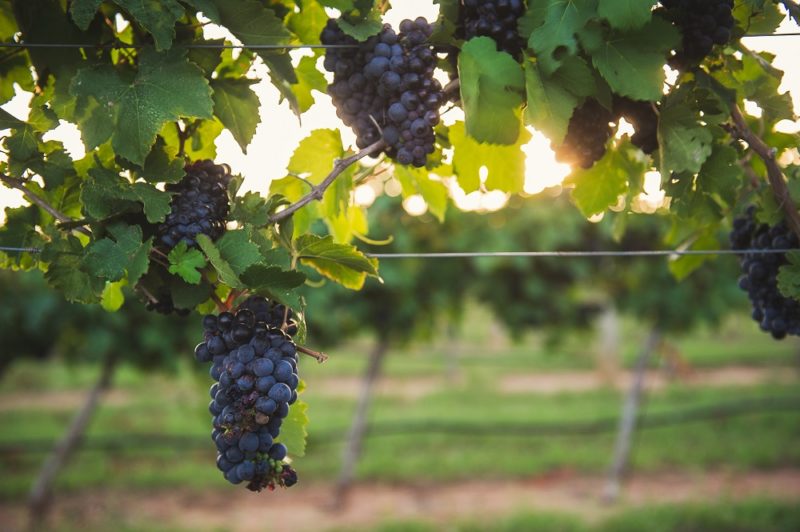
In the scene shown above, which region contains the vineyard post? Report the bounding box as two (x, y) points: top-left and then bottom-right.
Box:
(27, 351), (117, 527)
(331, 337), (389, 507)
(602, 328), (661, 503)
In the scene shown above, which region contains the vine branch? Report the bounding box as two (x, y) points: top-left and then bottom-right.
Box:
(269, 139), (386, 225)
(780, 0), (800, 24)
(0, 173), (91, 237)
(730, 104), (800, 239)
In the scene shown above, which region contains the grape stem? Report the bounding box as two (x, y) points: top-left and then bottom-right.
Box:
(297, 345), (328, 363)
(0, 173), (92, 237)
(730, 104), (800, 239)
(269, 140), (386, 225)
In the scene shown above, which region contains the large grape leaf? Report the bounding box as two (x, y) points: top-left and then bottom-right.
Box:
(295, 234), (379, 290)
(528, 0), (598, 75)
(565, 146), (642, 217)
(210, 78), (261, 153)
(71, 48), (213, 165)
(81, 167), (172, 223)
(524, 56), (595, 145)
(42, 236), (104, 304)
(113, 0), (185, 51)
(597, 0), (657, 31)
(83, 224), (152, 283)
(778, 252), (800, 300)
(394, 165), (449, 222)
(658, 93), (714, 174)
(288, 129), (344, 184)
(458, 37), (526, 145)
(579, 18), (680, 101)
(449, 121), (531, 194)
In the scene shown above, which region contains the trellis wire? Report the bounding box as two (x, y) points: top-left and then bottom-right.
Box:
(0, 32), (798, 51)
(0, 245), (797, 258)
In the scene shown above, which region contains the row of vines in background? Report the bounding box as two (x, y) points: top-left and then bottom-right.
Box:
(0, 0), (798, 494)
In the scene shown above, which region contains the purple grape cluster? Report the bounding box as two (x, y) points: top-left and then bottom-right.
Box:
(157, 160), (231, 250)
(613, 96), (660, 155)
(195, 297), (301, 491)
(555, 99), (615, 169)
(730, 207), (800, 340)
(457, 0), (527, 57)
(321, 18), (444, 167)
(660, 0), (735, 69)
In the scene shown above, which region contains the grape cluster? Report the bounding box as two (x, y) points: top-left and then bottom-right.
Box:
(321, 18), (444, 167)
(660, 0), (735, 69)
(730, 207), (800, 340)
(555, 99), (615, 169)
(194, 297), (301, 491)
(156, 160), (231, 250)
(456, 0), (527, 57)
(613, 96), (660, 155)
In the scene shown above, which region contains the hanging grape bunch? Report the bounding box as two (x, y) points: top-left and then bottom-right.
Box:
(659, 0), (735, 69)
(195, 296), (301, 491)
(555, 99), (616, 169)
(321, 17), (444, 167)
(730, 207), (800, 339)
(456, 0), (527, 57)
(156, 160), (232, 250)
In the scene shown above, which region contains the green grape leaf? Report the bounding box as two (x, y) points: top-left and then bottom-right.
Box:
(170, 277), (214, 310)
(337, 17), (383, 41)
(566, 147), (641, 217)
(43, 236), (104, 303)
(524, 56), (595, 144)
(69, 1), (104, 30)
(658, 93), (714, 174)
(168, 242), (207, 285)
(292, 55), (328, 114)
(0, 108), (25, 130)
(71, 48), (213, 165)
(81, 167), (173, 223)
(288, 129), (344, 184)
(295, 234), (379, 290)
(139, 136), (186, 184)
(100, 280), (126, 312)
(211, 78), (261, 153)
(112, 0), (185, 51)
(528, 0), (598, 75)
(196, 234), (242, 288)
(597, 0), (657, 30)
(83, 224), (152, 283)
(230, 191), (271, 227)
(394, 165), (449, 222)
(580, 18), (680, 101)
(778, 251), (800, 300)
(183, 0), (221, 23)
(287, 1), (328, 45)
(450, 121), (531, 193)
(668, 232), (720, 281)
(215, 229), (262, 275)
(276, 398), (308, 457)
(458, 37), (526, 145)
(240, 264), (307, 293)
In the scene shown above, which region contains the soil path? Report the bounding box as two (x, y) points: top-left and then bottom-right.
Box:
(3, 469), (799, 532)
(1, 365), (796, 411)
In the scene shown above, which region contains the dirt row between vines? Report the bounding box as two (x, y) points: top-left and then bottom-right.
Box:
(1, 365), (796, 412)
(3, 469), (800, 532)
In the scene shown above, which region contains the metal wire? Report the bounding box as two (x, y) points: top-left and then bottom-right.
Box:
(0, 32), (797, 51)
(0, 245), (796, 258)
(0, 42), (358, 50)
(367, 249), (796, 259)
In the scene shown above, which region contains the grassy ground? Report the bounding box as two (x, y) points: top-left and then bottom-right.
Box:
(1, 309), (798, 530)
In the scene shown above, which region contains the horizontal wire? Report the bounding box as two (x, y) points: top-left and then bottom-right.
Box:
(0, 32), (797, 50)
(0, 246), (795, 258)
(0, 41), (358, 50)
(367, 249), (796, 259)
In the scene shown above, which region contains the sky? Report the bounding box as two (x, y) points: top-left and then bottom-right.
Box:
(1, 3), (799, 220)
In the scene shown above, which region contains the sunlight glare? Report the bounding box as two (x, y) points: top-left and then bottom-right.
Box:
(522, 128), (571, 195)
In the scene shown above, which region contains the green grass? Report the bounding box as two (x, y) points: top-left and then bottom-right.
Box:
(335, 499), (800, 532)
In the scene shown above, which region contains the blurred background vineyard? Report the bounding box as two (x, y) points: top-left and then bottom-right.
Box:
(1, 195), (799, 531)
